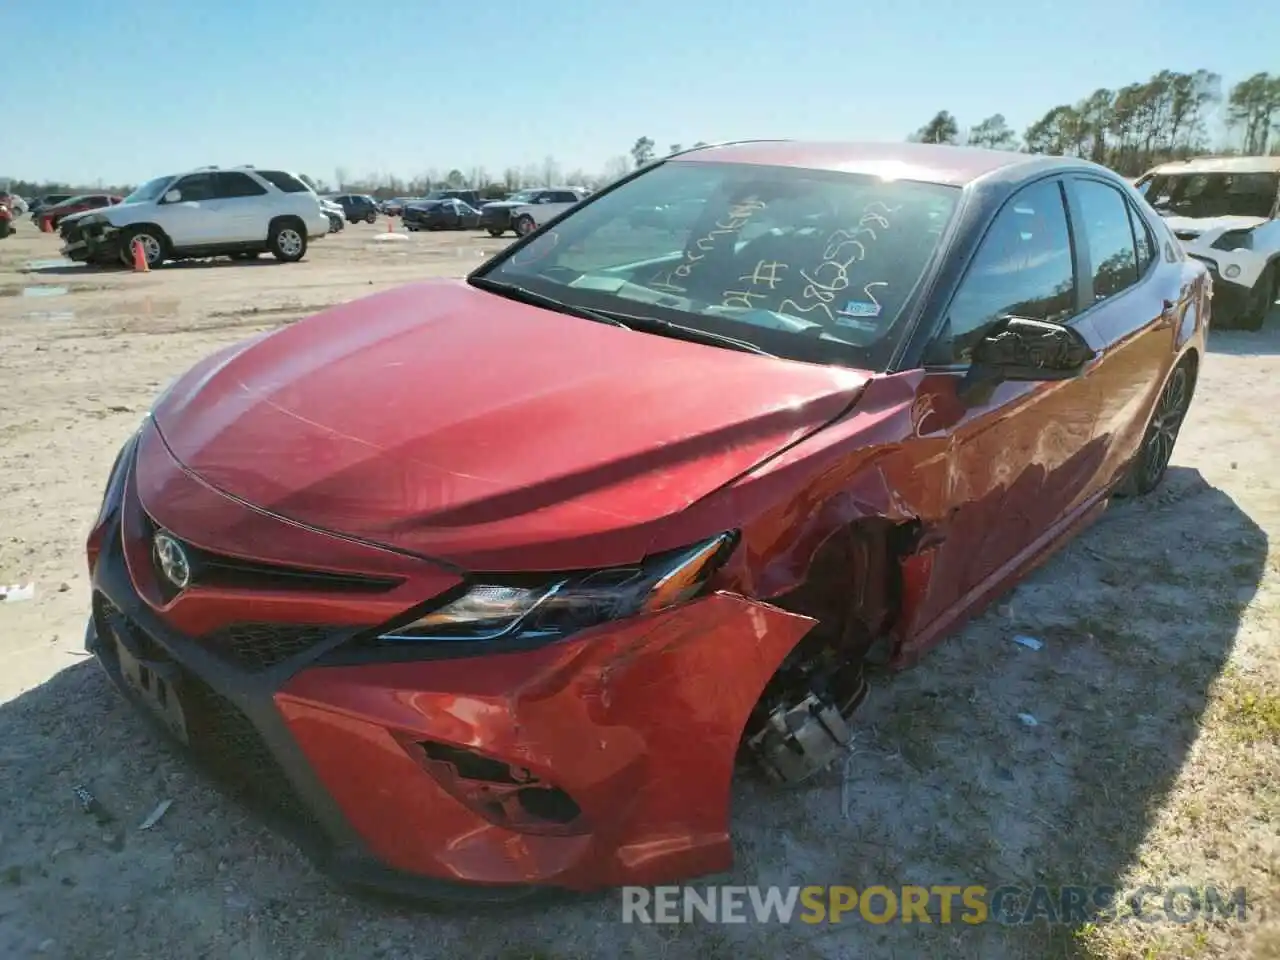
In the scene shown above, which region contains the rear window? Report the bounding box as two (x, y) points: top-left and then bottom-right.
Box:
(256, 170), (312, 193)
(1143, 171), (1279, 219)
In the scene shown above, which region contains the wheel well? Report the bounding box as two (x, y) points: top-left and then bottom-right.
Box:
(269, 215), (305, 235)
(738, 518), (921, 782)
(122, 222), (169, 241)
(1178, 348), (1200, 392)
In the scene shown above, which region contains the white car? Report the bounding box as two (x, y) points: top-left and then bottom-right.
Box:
(477, 188), (589, 237)
(1135, 156), (1280, 330)
(60, 166), (332, 268)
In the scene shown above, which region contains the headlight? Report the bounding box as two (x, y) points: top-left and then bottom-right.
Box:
(378, 532), (737, 643)
(1211, 229), (1254, 252)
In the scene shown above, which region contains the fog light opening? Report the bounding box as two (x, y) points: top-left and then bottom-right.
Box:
(415, 740), (588, 836)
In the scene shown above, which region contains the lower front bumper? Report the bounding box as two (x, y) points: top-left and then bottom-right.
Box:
(1190, 256), (1248, 319)
(86, 538), (545, 903)
(87, 465), (818, 898)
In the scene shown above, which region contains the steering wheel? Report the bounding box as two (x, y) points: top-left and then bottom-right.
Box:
(536, 264), (582, 284)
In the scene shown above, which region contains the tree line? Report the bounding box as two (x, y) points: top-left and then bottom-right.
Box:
(8, 71), (1277, 201)
(910, 69), (1280, 175)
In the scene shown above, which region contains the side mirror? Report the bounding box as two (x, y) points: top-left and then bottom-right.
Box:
(163, 189), (182, 203)
(959, 315), (1094, 400)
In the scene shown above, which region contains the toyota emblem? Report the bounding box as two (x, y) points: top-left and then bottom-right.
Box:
(152, 532), (191, 590)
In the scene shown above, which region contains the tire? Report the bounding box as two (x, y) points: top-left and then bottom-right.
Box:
(1234, 264), (1276, 332)
(268, 220), (307, 262)
(366, 212), (376, 224)
(118, 227), (166, 268)
(487, 228), (505, 238)
(1115, 356), (1196, 498)
(0, 220), (10, 239)
(513, 215), (536, 237)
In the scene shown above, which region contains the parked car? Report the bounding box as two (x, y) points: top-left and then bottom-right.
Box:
(332, 194), (379, 223)
(401, 198), (482, 231)
(380, 197), (421, 217)
(477, 187), (587, 236)
(0, 192), (28, 217)
(61, 167), (331, 268)
(419, 188), (485, 208)
(28, 193), (73, 217)
(37, 193), (122, 231)
(82, 141), (1205, 899)
(1135, 156), (1280, 330)
(320, 197), (345, 233)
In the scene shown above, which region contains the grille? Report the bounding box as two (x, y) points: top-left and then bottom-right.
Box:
(94, 594), (325, 839)
(138, 510), (400, 598)
(180, 677), (324, 835)
(197, 622), (335, 671)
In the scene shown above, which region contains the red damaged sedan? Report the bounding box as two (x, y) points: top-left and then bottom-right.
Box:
(86, 141), (1207, 899)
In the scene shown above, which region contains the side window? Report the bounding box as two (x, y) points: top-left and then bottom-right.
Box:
(551, 191), (578, 203)
(1075, 179), (1139, 302)
(214, 172), (268, 198)
(170, 173), (215, 202)
(1128, 202), (1154, 276)
(256, 170), (311, 193)
(929, 179), (1077, 364)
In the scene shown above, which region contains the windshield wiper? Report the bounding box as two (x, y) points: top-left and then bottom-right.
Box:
(611, 313), (778, 357)
(468, 276), (629, 328)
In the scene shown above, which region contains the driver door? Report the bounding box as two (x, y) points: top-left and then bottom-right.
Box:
(154, 172), (217, 246)
(903, 176), (1107, 635)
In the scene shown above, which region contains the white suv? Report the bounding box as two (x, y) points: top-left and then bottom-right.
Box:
(60, 166), (333, 268)
(1135, 157), (1280, 330)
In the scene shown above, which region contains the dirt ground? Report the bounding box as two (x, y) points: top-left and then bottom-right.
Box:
(1, 222), (1277, 960)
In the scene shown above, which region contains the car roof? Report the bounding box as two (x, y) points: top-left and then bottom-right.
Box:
(675, 140), (1081, 187)
(1144, 156), (1280, 176)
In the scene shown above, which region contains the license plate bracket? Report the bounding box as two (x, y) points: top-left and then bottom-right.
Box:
(115, 636), (190, 746)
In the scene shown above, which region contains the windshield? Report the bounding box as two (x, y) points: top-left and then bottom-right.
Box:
(507, 190), (539, 203)
(473, 160), (961, 369)
(121, 176), (174, 205)
(1142, 171), (1279, 219)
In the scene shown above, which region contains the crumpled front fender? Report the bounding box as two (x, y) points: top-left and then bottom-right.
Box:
(277, 592), (816, 889)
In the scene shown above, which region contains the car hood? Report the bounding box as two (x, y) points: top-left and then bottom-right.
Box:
(150, 280), (868, 566)
(1161, 214), (1269, 236)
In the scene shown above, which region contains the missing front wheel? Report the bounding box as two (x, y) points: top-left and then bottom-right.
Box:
(745, 659), (868, 784)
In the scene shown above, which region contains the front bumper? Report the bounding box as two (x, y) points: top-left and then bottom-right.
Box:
(85, 426), (816, 899)
(61, 217), (121, 263)
(1181, 243), (1267, 291)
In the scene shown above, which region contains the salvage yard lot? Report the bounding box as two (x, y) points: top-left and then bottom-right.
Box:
(0, 224), (1277, 960)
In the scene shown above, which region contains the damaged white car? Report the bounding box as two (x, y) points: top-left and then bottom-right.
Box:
(1136, 157), (1280, 330)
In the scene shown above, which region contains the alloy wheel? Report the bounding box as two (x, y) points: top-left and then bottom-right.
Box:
(277, 229), (303, 257)
(1141, 364), (1190, 488)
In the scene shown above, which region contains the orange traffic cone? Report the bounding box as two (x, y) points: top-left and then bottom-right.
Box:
(387, 215), (394, 233)
(40, 217), (50, 233)
(132, 239), (150, 273)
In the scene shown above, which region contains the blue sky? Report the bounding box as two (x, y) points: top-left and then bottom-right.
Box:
(7, 0), (1276, 186)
